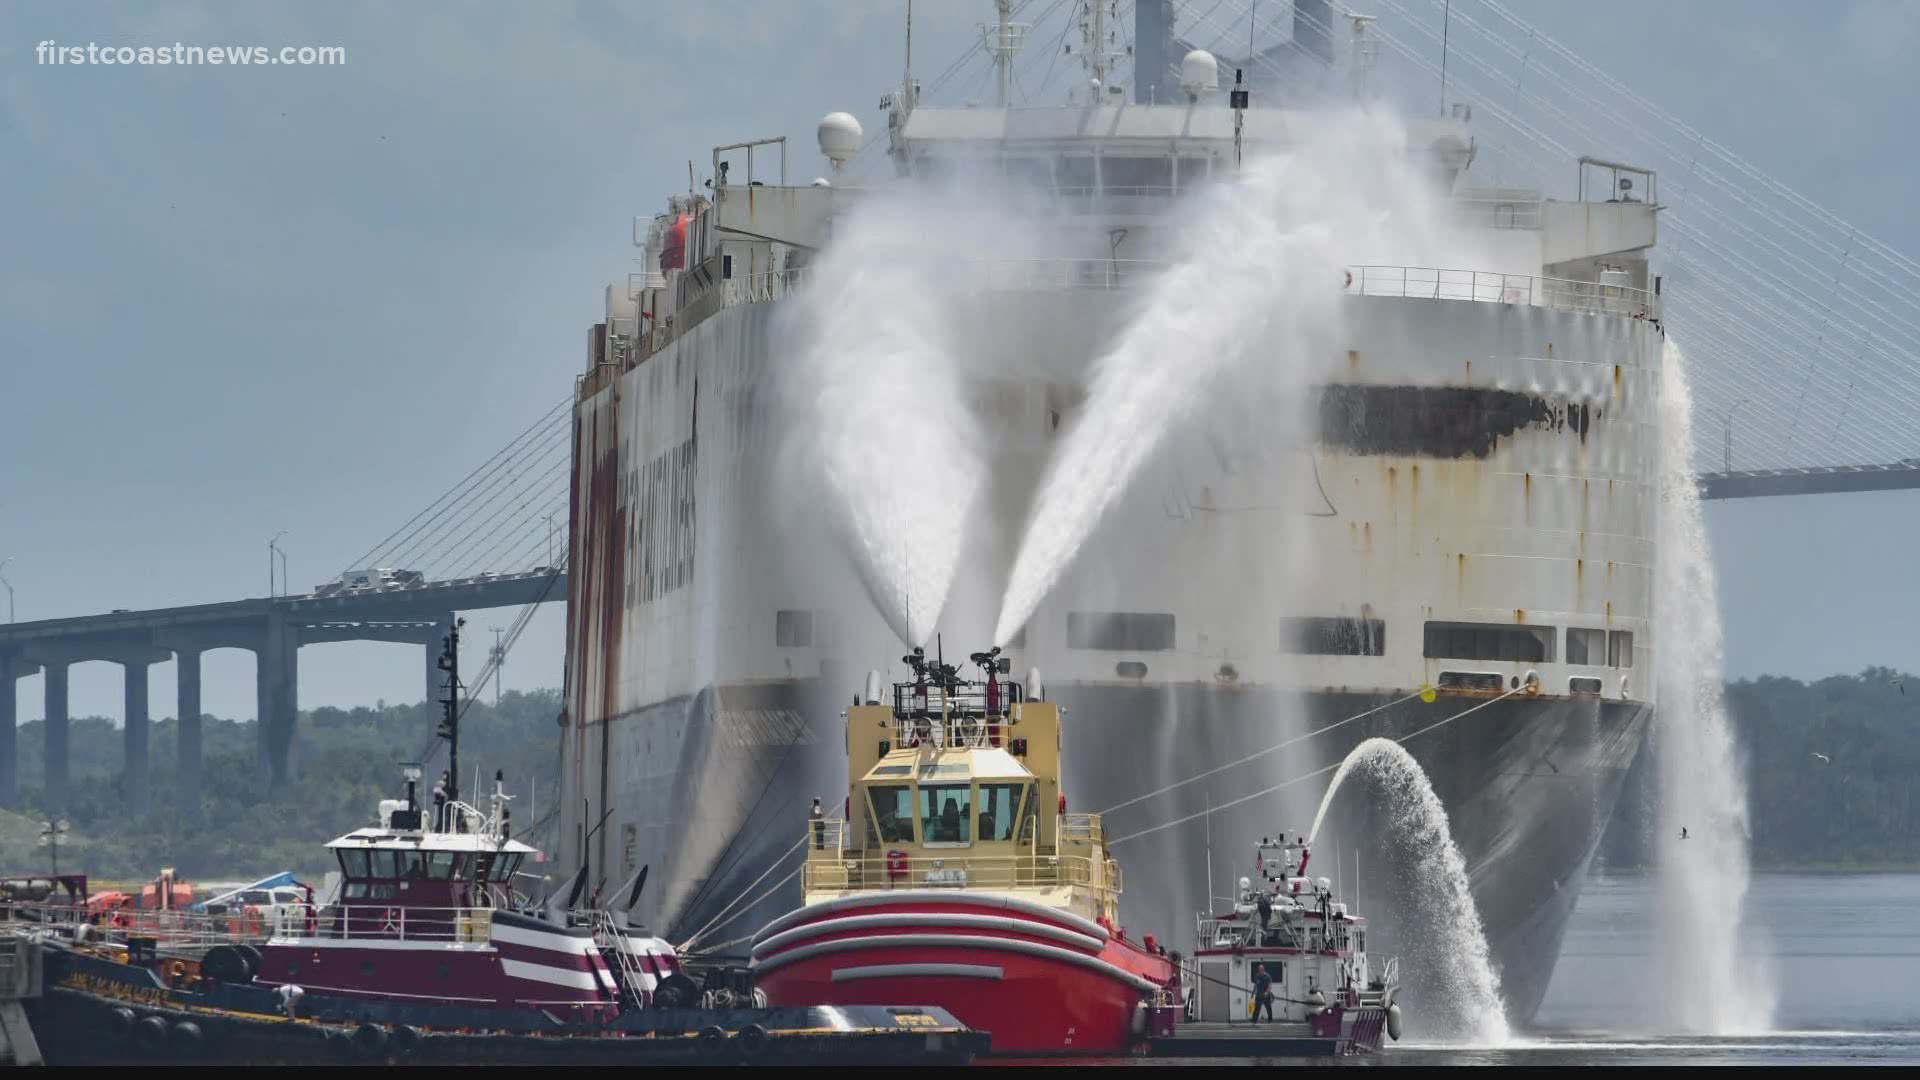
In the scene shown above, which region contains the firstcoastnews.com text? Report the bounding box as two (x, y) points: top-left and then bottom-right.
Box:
(36, 41), (347, 67)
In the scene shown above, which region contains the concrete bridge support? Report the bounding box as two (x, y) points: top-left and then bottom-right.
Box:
(254, 615), (299, 786)
(176, 649), (201, 810)
(42, 663), (68, 816)
(122, 658), (152, 815)
(0, 655), (39, 809)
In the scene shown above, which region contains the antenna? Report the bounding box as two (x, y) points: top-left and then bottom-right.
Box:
(1439, 0), (1451, 116)
(904, 0), (914, 107)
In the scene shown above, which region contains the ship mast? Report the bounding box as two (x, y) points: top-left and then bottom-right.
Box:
(435, 617), (467, 811)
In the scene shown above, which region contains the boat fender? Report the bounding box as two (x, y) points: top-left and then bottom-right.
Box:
(134, 1014), (170, 1053)
(1386, 1003), (1403, 1041)
(698, 1025), (727, 1051)
(736, 1023), (770, 1057)
(325, 1028), (355, 1061)
(353, 1021), (389, 1061)
(1130, 1001), (1148, 1036)
(389, 1023), (421, 1058)
(654, 972), (700, 1009)
(106, 1006), (136, 1041)
(170, 1020), (206, 1058)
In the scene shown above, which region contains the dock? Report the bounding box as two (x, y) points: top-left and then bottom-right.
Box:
(1149, 1021), (1358, 1058)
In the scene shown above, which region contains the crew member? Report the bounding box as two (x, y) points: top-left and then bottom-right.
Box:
(810, 797), (826, 850)
(1252, 963), (1275, 1023)
(276, 982), (305, 1021)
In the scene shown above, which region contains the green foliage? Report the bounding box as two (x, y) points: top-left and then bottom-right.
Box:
(2, 689), (563, 881)
(1599, 668), (1920, 870)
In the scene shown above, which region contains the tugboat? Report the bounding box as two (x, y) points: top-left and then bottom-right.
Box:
(750, 647), (1180, 1055)
(1164, 836), (1402, 1056)
(4, 622), (988, 1065)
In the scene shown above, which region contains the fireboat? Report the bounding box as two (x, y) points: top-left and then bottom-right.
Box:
(749, 646), (1181, 1055)
(0, 622), (985, 1065)
(1163, 835), (1403, 1056)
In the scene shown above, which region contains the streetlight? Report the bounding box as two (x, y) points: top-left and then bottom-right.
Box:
(268, 531), (286, 597)
(0, 556), (13, 623)
(1722, 398), (1751, 474)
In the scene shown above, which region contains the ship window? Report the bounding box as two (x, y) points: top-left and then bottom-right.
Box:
(978, 784), (1023, 842)
(1100, 155), (1172, 195)
(920, 784), (973, 844)
(1570, 677), (1604, 695)
(1285, 617), (1386, 656)
(399, 850), (427, 880)
(369, 851), (401, 879)
(1067, 611), (1175, 651)
(868, 785), (915, 844)
(1423, 621), (1555, 662)
(339, 849), (370, 878)
(427, 852), (456, 880)
(872, 765), (912, 777)
(1055, 154), (1097, 196)
(1175, 155), (1211, 191)
(343, 882), (368, 899)
(775, 609), (813, 648)
(1016, 785), (1039, 844)
(1609, 630), (1634, 668)
(1566, 628), (1605, 665)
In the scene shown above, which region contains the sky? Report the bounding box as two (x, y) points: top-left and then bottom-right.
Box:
(3, 0), (1920, 728)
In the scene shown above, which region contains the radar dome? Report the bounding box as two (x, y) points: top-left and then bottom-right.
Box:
(817, 112), (863, 169)
(1180, 49), (1219, 98)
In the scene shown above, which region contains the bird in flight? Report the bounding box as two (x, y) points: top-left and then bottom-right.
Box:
(1811, 751), (1831, 764)
(1679, 827), (1689, 840)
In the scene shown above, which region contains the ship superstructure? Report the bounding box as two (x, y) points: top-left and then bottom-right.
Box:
(564, 3), (1660, 1021)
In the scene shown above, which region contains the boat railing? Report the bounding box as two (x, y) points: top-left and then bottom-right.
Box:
(1, 900), (259, 953)
(269, 904), (496, 946)
(1345, 264), (1657, 318)
(802, 845), (1117, 896)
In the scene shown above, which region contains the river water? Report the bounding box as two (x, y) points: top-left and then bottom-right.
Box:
(1072, 872), (1920, 1066)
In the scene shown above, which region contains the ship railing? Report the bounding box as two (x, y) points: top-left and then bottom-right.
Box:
(1, 901), (260, 953)
(267, 904), (496, 946)
(1345, 264), (1657, 319)
(801, 848), (1117, 896)
(1451, 192), (1544, 230)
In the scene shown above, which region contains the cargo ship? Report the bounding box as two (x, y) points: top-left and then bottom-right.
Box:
(563, 0), (1659, 1022)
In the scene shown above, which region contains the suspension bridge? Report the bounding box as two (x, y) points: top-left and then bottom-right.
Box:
(3, 0), (1918, 819)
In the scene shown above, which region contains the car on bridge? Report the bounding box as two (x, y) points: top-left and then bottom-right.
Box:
(315, 568), (425, 597)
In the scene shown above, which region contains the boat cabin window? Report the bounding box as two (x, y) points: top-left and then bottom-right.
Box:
(427, 851), (458, 879)
(339, 849), (370, 878)
(1100, 155), (1172, 196)
(1016, 785), (1039, 843)
(920, 783), (973, 844)
(868, 784), (916, 845)
(978, 783), (1025, 842)
(399, 849), (427, 880)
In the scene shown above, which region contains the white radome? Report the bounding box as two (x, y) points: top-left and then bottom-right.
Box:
(817, 111), (863, 166)
(1180, 49), (1219, 97)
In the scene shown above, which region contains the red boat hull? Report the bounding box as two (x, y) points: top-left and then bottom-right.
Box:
(751, 891), (1173, 1056)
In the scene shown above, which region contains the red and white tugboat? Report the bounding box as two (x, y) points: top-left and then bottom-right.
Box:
(1174, 836), (1402, 1055)
(750, 647), (1179, 1055)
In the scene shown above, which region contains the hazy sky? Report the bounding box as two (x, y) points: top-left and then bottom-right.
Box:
(3, 0), (1919, 727)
